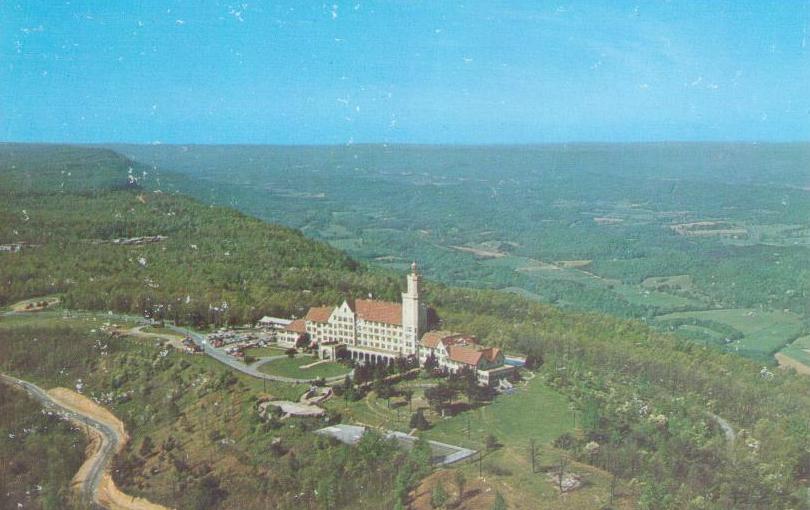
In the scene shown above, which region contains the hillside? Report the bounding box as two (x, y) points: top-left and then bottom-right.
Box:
(0, 143), (399, 326)
(3, 144), (810, 509)
(109, 143), (810, 365)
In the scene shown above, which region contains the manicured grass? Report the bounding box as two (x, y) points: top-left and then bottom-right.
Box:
(423, 375), (573, 450)
(257, 355), (350, 379)
(328, 374), (574, 450)
(655, 308), (804, 355)
(244, 346), (286, 358)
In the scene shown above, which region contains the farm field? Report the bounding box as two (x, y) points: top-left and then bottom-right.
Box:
(778, 335), (810, 369)
(257, 355), (351, 379)
(111, 143), (810, 366)
(655, 308), (804, 359)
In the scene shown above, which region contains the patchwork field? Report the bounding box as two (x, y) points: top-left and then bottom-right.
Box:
(655, 308), (804, 358)
(778, 335), (810, 372)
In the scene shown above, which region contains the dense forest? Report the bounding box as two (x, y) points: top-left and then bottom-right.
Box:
(111, 142), (810, 320)
(0, 382), (87, 510)
(2, 144), (810, 509)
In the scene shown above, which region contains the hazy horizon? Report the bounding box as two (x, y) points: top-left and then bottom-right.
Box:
(3, 1), (809, 145)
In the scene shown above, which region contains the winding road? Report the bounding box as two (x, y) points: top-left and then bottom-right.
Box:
(0, 374), (120, 507)
(167, 324), (351, 385)
(1, 305), (349, 386)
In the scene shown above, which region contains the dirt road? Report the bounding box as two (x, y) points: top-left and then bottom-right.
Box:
(0, 374), (170, 510)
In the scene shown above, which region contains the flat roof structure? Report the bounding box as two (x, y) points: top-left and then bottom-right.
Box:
(315, 424), (476, 465)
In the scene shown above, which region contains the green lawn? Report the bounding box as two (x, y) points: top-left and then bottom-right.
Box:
(655, 308), (804, 356)
(141, 325), (184, 337)
(257, 355), (350, 379)
(244, 346), (286, 358)
(423, 375), (573, 450)
(325, 373), (574, 450)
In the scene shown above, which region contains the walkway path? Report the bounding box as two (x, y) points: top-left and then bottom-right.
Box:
(708, 412), (736, 447)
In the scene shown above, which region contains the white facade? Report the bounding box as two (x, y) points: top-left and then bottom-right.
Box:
(304, 264), (428, 361)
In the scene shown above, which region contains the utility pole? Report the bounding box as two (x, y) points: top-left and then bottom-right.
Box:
(466, 413), (471, 440)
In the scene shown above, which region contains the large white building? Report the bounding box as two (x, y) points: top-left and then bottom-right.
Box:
(299, 262), (428, 364)
(282, 263), (515, 385)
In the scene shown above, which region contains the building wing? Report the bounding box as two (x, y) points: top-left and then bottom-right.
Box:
(305, 306), (333, 322)
(285, 319), (307, 333)
(354, 298), (402, 325)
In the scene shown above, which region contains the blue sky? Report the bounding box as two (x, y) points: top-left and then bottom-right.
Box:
(1, 1), (808, 144)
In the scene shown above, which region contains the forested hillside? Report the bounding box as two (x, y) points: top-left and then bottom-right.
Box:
(2, 144), (810, 509)
(0, 144), (401, 326)
(111, 143), (810, 366)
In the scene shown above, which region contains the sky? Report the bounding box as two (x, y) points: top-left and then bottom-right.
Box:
(1, 1), (809, 144)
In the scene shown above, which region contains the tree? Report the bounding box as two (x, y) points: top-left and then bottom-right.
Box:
(139, 435), (154, 457)
(403, 388), (414, 411)
(183, 475), (227, 510)
(423, 352), (438, 374)
(425, 383), (457, 415)
(410, 409), (430, 431)
(376, 381), (398, 408)
(485, 433), (499, 451)
(491, 491), (507, 510)
(454, 470), (466, 503)
(431, 481), (448, 509)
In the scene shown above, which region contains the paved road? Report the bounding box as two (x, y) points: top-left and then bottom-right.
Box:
(0, 374), (118, 509)
(168, 324), (350, 385)
(0, 308), (349, 385)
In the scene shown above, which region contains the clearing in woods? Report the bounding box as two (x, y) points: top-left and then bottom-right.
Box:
(777, 335), (810, 374)
(655, 308), (804, 356)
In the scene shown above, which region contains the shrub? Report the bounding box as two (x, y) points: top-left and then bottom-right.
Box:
(410, 409), (430, 431)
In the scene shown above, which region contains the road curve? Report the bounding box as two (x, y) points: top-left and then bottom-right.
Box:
(0, 307), (349, 385)
(0, 373), (120, 508)
(168, 324), (351, 385)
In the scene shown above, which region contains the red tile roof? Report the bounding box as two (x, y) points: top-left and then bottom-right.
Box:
(483, 347), (502, 363)
(448, 345), (484, 366)
(420, 331), (458, 348)
(448, 344), (500, 367)
(305, 306), (333, 323)
(285, 319), (307, 333)
(354, 299), (402, 325)
(421, 331), (479, 349)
